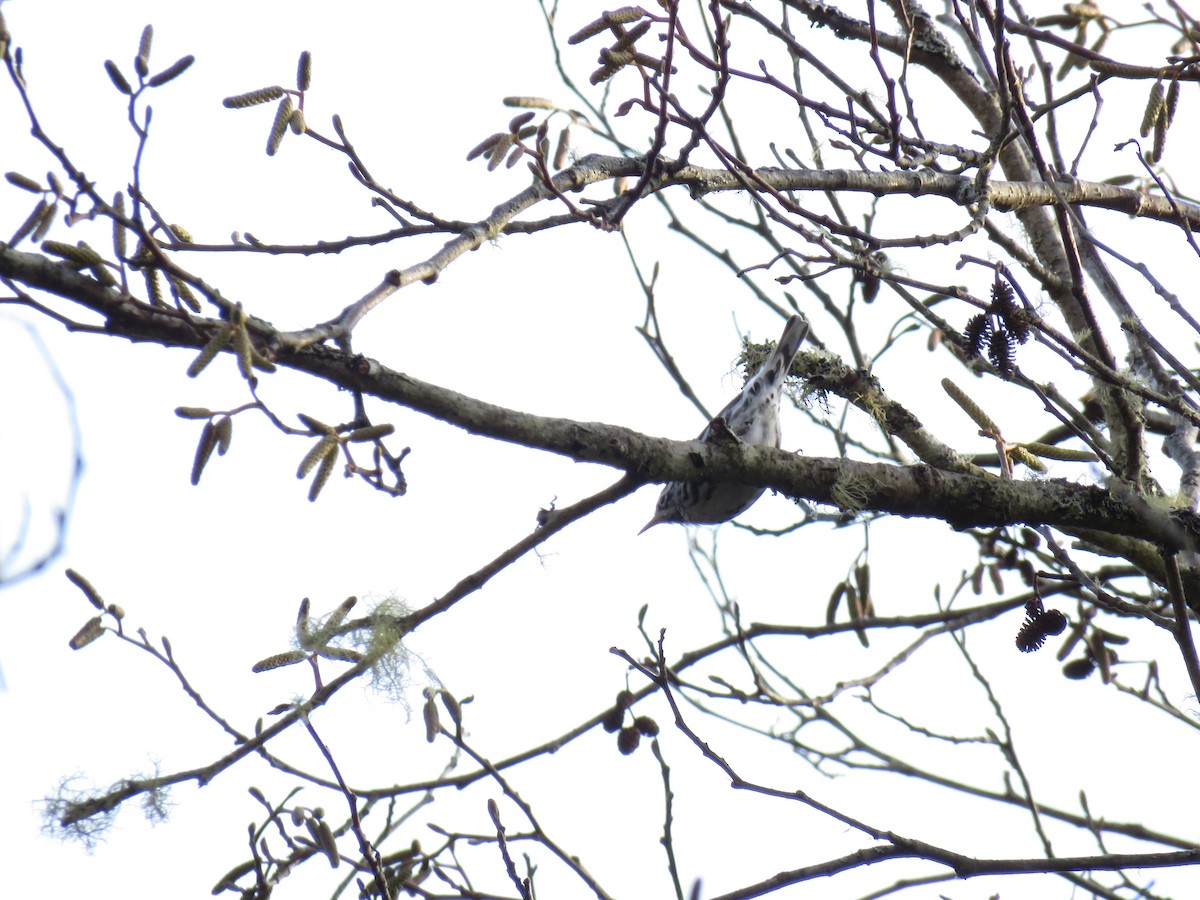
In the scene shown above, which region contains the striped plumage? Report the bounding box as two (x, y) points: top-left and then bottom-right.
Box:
(641, 314), (809, 532)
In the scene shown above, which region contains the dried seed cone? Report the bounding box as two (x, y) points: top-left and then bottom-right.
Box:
(616, 726), (641, 754)
(634, 715), (659, 736)
(1062, 657), (1095, 679)
(69, 616), (105, 650)
(987, 327), (1016, 374)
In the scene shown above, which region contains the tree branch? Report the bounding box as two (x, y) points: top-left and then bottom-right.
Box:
(2, 241), (1194, 552)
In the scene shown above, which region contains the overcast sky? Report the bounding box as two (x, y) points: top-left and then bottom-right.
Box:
(3, 3), (1199, 899)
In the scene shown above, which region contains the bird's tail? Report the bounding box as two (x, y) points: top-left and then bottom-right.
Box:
(774, 315), (810, 371)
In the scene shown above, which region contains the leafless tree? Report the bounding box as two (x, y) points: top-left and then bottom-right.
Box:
(3, 2), (1200, 897)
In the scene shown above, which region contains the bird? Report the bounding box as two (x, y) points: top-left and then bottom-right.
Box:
(641, 314), (810, 532)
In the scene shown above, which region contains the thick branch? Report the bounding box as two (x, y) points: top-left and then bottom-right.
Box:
(2, 241), (1192, 551)
(665, 164), (1200, 229)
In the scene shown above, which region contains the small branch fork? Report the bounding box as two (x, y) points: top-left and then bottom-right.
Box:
(611, 632), (1200, 894)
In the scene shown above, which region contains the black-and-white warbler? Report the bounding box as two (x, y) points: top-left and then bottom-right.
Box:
(641, 314), (810, 532)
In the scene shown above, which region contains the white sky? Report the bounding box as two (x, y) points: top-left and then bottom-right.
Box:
(2, 2), (1199, 898)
